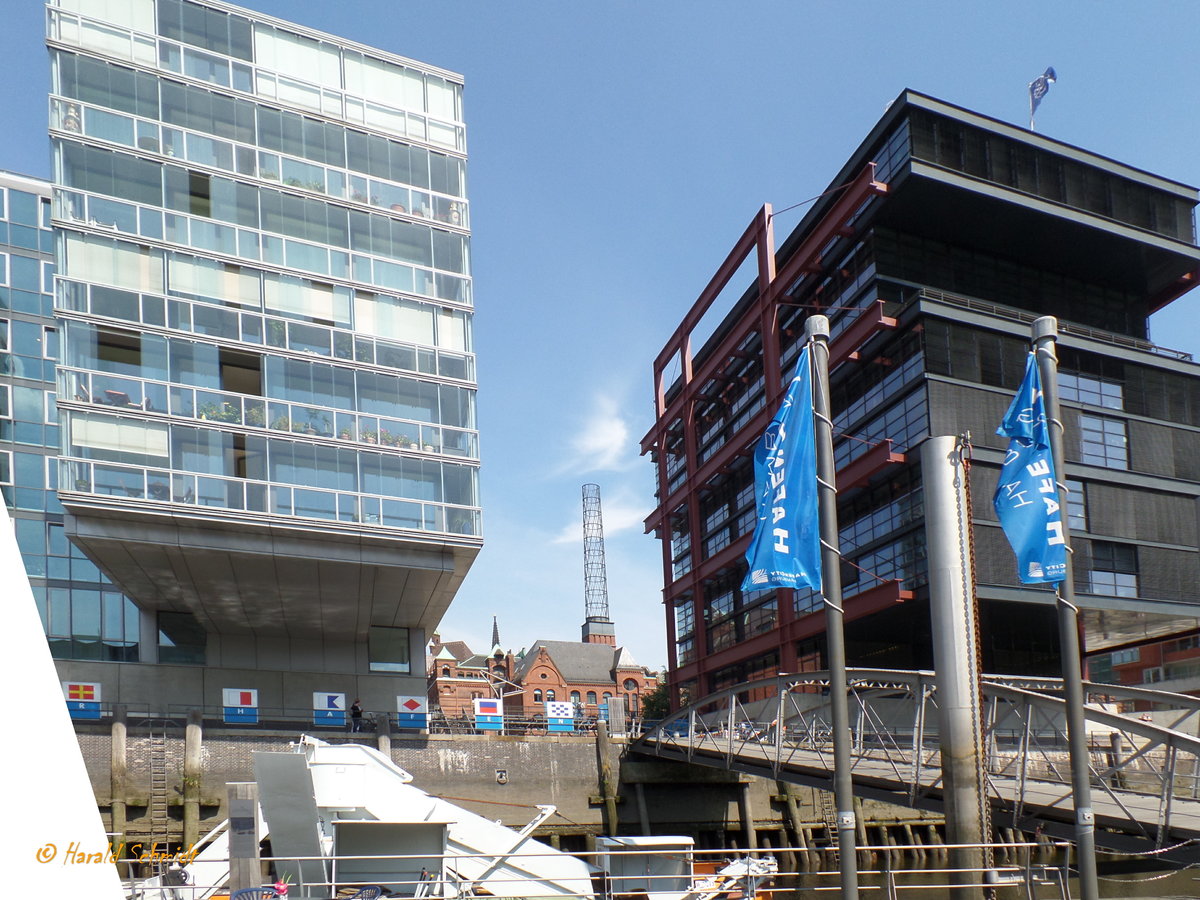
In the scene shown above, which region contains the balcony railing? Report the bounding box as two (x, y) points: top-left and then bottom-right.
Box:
(59, 367), (478, 458)
(59, 457), (482, 538)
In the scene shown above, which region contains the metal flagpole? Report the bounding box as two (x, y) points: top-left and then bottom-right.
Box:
(806, 314), (859, 900)
(1032, 316), (1099, 900)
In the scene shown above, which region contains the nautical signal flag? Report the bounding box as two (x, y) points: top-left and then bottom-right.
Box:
(473, 696), (503, 731)
(313, 692), (346, 727)
(222, 687), (259, 724)
(396, 695), (428, 730)
(546, 700), (574, 733)
(742, 346), (822, 593)
(62, 681), (101, 720)
(993, 353), (1067, 585)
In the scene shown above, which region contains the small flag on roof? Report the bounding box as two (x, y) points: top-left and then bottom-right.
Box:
(1029, 67), (1057, 130)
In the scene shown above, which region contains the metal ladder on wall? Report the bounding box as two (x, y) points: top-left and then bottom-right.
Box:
(815, 787), (839, 863)
(147, 720), (170, 854)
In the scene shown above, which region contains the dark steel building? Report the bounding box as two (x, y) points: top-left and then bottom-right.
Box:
(642, 91), (1200, 707)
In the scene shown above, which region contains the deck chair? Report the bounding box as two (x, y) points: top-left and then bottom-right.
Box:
(230, 889), (280, 900)
(346, 887), (384, 899)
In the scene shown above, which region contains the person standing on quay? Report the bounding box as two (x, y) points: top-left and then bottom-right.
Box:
(351, 698), (364, 732)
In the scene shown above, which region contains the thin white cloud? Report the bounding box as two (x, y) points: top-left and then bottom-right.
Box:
(555, 393), (641, 475)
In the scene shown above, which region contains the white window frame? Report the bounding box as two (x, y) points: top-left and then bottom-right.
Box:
(42, 325), (57, 360)
(44, 390), (58, 425)
(0, 384), (10, 420)
(0, 449), (11, 485)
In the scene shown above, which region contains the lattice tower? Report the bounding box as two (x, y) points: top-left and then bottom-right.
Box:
(582, 483), (609, 620)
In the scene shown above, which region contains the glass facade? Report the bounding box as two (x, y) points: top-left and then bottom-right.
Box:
(47, 0), (479, 541)
(0, 172), (143, 662)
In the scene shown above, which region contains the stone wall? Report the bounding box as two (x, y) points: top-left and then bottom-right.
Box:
(75, 720), (938, 853)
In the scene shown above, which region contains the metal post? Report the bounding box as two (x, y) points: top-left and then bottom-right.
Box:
(922, 435), (984, 899)
(1032, 316), (1099, 900)
(805, 314), (859, 900)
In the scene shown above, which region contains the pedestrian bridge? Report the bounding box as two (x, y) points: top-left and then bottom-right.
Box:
(630, 669), (1200, 863)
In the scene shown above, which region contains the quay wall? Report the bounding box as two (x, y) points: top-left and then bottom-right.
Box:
(72, 720), (938, 853)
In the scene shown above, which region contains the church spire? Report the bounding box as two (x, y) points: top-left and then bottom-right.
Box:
(491, 615), (500, 650)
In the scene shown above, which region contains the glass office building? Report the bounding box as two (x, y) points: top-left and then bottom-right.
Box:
(644, 91), (1200, 707)
(44, 0), (480, 709)
(0, 170), (145, 665)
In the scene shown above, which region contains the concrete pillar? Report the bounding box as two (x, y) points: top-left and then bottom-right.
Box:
(922, 436), (985, 898)
(377, 710), (392, 756)
(110, 704), (128, 848)
(595, 720), (618, 835)
(227, 782), (261, 895)
(634, 782), (651, 834)
(1107, 733), (1125, 789)
(182, 710), (202, 849)
(737, 781), (757, 849)
(778, 781), (806, 855)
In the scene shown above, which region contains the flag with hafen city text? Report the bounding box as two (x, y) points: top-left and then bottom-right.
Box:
(993, 352), (1067, 584)
(741, 346), (822, 593)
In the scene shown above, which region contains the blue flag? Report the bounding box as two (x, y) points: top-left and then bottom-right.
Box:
(741, 346), (822, 592)
(993, 353), (1067, 584)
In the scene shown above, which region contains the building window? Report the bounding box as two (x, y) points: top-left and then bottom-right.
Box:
(441, 664), (450, 676)
(1079, 414), (1128, 469)
(546, 690), (555, 701)
(1111, 647), (1140, 665)
(1164, 635), (1200, 654)
(676, 636), (695, 666)
(675, 600), (694, 639)
(1066, 479), (1087, 531)
(533, 689), (542, 702)
(0, 450), (11, 486)
(586, 691), (597, 705)
(1060, 372), (1123, 410)
(623, 678), (638, 691)
(157, 610), (206, 665)
(368, 625), (410, 673)
(1088, 541), (1138, 598)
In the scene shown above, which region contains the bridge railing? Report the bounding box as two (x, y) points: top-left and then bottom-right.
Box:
(635, 669), (1200, 850)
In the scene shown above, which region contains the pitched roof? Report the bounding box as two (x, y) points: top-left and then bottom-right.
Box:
(515, 640), (626, 685)
(430, 640), (473, 663)
(613, 646), (641, 669)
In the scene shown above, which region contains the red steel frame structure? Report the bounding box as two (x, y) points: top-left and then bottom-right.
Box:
(641, 164), (914, 701)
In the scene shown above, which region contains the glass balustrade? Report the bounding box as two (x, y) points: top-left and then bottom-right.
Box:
(60, 457), (481, 536)
(50, 94), (468, 222)
(46, 8), (465, 152)
(51, 182), (471, 307)
(55, 277), (474, 383)
(58, 366), (478, 458)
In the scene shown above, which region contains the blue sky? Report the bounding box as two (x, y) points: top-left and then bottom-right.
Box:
(5, 2), (1199, 669)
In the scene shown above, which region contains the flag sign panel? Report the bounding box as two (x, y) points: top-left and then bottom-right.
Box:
(545, 700), (574, 733)
(62, 681), (101, 720)
(313, 692), (346, 727)
(396, 695), (428, 729)
(473, 696), (503, 731)
(993, 353), (1067, 585)
(742, 346), (822, 593)
(223, 688), (259, 724)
